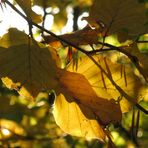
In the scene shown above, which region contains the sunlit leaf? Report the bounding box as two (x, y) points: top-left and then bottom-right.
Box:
(84, 0), (148, 41)
(52, 9), (67, 32)
(0, 119), (26, 137)
(66, 55), (144, 112)
(56, 68), (122, 125)
(53, 93), (106, 141)
(77, 0), (93, 7)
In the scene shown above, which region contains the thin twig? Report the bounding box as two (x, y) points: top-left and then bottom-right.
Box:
(89, 42), (148, 83)
(117, 124), (139, 147)
(87, 56), (148, 114)
(3, 0), (148, 115)
(4, 0), (88, 54)
(137, 40), (148, 43)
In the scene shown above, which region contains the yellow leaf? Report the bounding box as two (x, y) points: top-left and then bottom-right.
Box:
(0, 28), (28, 48)
(53, 93), (106, 141)
(0, 119), (26, 136)
(56, 68), (122, 125)
(66, 55), (144, 113)
(15, 0), (42, 23)
(85, 0), (148, 41)
(0, 30), (59, 99)
(52, 9), (67, 32)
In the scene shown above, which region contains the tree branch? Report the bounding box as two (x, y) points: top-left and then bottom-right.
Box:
(4, 0), (88, 54)
(3, 0), (148, 115)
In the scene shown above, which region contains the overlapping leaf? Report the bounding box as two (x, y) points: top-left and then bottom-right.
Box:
(67, 55), (144, 112)
(56, 68), (122, 125)
(53, 93), (106, 140)
(84, 0), (148, 41)
(53, 57), (124, 141)
(0, 29), (58, 99)
(53, 63), (122, 141)
(0, 28), (121, 140)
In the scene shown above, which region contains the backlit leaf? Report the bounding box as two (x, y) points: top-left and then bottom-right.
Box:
(84, 0), (148, 41)
(0, 30), (58, 99)
(53, 93), (106, 141)
(56, 68), (122, 125)
(66, 55), (144, 112)
(52, 9), (67, 32)
(0, 28), (28, 48)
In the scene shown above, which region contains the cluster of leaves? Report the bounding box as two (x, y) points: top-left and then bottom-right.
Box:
(0, 0), (148, 147)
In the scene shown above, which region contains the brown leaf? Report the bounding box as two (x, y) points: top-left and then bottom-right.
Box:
(66, 55), (144, 112)
(43, 26), (101, 46)
(84, 0), (148, 41)
(56, 68), (122, 125)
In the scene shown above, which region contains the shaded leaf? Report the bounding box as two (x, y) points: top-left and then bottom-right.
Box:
(33, 0), (66, 8)
(56, 68), (122, 125)
(0, 96), (27, 122)
(124, 44), (148, 82)
(84, 0), (148, 41)
(0, 30), (59, 99)
(0, 28), (28, 48)
(43, 26), (99, 46)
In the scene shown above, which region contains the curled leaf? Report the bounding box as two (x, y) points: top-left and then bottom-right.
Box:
(53, 93), (106, 141)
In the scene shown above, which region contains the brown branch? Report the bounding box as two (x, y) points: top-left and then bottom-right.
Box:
(4, 0), (88, 54)
(87, 56), (148, 114)
(137, 40), (148, 43)
(3, 0), (148, 115)
(89, 42), (148, 83)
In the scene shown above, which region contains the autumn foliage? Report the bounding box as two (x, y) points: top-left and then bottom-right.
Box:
(0, 0), (148, 147)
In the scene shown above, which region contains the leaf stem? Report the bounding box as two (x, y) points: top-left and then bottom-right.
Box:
(3, 0), (148, 115)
